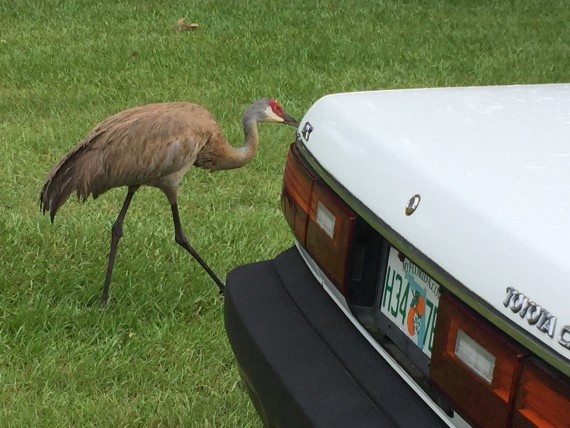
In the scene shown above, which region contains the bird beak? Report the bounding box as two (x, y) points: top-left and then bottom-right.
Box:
(281, 112), (299, 128)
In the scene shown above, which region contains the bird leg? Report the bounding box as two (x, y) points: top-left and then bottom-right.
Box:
(100, 186), (138, 307)
(170, 203), (226, 294)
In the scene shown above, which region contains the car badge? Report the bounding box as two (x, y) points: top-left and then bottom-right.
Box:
(503, 287), (567, 346)
(301, 122), (314, 141)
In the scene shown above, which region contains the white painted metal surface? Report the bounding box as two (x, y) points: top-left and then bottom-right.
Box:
(298, 84), (570, 361)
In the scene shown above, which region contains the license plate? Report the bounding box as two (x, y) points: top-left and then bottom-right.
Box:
(380, 247), (441, 358)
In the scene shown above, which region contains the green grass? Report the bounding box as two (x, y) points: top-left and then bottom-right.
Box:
(1, 0), (569, 425)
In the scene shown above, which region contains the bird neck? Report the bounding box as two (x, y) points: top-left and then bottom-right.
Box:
(217, 116), (259, 170)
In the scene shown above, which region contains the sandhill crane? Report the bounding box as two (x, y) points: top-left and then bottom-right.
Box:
(40, 98), (297, 306)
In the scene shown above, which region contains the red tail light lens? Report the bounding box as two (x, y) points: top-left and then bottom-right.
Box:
(281, 145), (356, 293)
(430, 293), (526, 427)
(512, 359), (570, 427)
(305, 181), (356, 293)
(281, 147), (317, 244)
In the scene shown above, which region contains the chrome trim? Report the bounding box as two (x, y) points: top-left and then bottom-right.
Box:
(295, 138), (570, 378)
(405, 194), (421, 216)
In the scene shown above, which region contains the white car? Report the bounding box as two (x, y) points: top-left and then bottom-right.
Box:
(224, 84), (570, 427)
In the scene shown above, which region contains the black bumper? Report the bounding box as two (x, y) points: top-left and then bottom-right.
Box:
(224, 247), (446, 428)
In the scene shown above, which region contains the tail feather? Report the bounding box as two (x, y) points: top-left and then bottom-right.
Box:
(40, 146), (91, 222)
(39, 118), (116, 221)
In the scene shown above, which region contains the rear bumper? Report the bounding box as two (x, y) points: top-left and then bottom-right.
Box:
(224, 246), (446, 428)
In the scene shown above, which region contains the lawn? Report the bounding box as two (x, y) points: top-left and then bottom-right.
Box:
(1, 0), (569, 426)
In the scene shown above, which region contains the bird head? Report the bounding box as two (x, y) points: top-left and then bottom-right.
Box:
(267, 99), (298, 127)
(249, 98), (298, 127)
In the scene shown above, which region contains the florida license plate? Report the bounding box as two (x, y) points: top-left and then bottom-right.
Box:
(380, 247), (441, 358)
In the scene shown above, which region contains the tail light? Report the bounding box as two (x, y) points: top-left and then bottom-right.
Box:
(430, 293), (570, 427)
(281, 146), (317, 243)
(512, 359), (570, 427)
(430, 293), (526, 427)
(281, 144), (356, 293)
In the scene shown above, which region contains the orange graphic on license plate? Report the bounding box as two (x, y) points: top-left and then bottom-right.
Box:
(381, 250), (440, 358)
